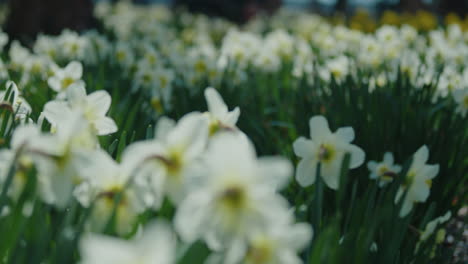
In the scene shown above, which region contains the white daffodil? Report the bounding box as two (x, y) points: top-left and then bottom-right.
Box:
(420, 211), (451, 241)
(153, 67), (175, 108)
(33, 111), (97, 208)
(453, 88), (468, 117)
(2, 114), (95, 208)
(175, 133), (292, 251)
(208, 211), (312, 264)
(122, 113), (208, 207)
(293, 115), (365, 190)
(47, 61), (84, 98)
(0, 81), (32, 129)
(43, 83), (117, 135)
(113, 41), (135, 70)
(75, 149), (146, 235)
(0, 141), (36, 201)
(204, 87), (240, 136)
(367, 152), (402, 187)
(395, 145), (439, 217)
(80, 221), (176, 264)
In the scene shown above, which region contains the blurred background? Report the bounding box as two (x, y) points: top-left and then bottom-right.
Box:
(1, 0), (467, 42)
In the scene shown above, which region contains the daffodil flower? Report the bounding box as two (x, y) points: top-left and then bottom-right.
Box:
(293, 115), (365, 190)
(43, 83), (117, 136)
(80, 221), (176, 264)
(453, 88), (468, 117)
(204, 87), (240, 136)
(47, 61), (84, 98)
(122, 113), (208, 207)
(367, 152), (401, 187)
(175, 133), (292, 252)
(395, 145), (439, 217)
(75, 149), (146, 235)
(207, 211), (312, 264)
(0, 81), (32, 130)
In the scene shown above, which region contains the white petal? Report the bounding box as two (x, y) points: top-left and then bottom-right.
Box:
(367, 161), (377, 171)
(94, 117), (117, 135)
(43, 101), (71, 125)
(420, 164), (439, 179)
(295, 159), (317, 187)
(205, 87), (228, 116)
(286, 223), (313, 250)
(47, 77), (61, 92)
(257, 157), (293, 190)
(309, 115), (331, 142)
(410, 182), (430, 202)
(224, 107), (240, 126)
(383, 152), (394, 164)
(413, 145), (429, 165)
(168, 113), (208, 161)
(155, 116), (176, 140)
(348, 145), (365, 169)
(399, 198), (414, 217)
(11, 124), (40, 149)
(87, 90), (111, 116)
(66, 83), (87, 104)
(80, 234), (134, 264)
(293, 137), (315, 158)
(121, 140), (165, 173)
(174, 192), (211, 243)
(224, 238), (247, 264)
(65, 61), (83, 79)
(335, 127), (355, 143)
(321, 159), (341, 190)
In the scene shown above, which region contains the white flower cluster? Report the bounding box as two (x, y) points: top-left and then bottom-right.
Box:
(0, 79), (312, 263)
(1, 4), (466, 117)
(0, 3), (461, 262)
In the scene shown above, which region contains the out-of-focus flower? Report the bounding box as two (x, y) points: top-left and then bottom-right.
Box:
(75, 150), (146, 235)
(122, 113), (208, 207)
(0, 81), (32, 128)
(80, 221), (176, 264)
(208, 211), (312, 264)
(203, 87), (240, 136)
(47, 61), (85, 98)
(175, 133), (292, 252)
(44, 83), (117, 136)
(367, 152), (402, 187)
(453, 88), (468, 117)
(420, 211), (451, 241)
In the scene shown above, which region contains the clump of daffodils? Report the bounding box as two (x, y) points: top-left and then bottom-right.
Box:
(0, 3), (464, 263)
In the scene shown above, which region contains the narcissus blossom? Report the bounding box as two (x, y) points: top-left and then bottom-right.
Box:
(293, 115), (365, 190)
(204, 87), (240, 135)
(47, 61), (84, 98)
(80, 221), (176, 264)
(175, 133), (292, 252)
(207, 211), (312, 264)
(395, 145), (439, 217)
(122, 113), (208, 207)
(75, 149), (147, 236)
(367, 152), (402, 187)
(43, 83), (117, 135)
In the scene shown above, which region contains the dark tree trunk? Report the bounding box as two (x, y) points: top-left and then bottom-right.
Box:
(174, 0), (282, 24)
(4, 0), (96, 44)
(335, 0), (347, 12)
(438, 0), (468, 16)
(398, 0), (424, 12)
